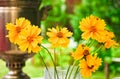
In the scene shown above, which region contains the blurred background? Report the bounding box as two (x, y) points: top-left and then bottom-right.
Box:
(0, 0), (120, 79)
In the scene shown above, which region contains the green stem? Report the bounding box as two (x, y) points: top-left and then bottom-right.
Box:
(64, 65), (71, 79)
(73, 66), (79, 79)
(94, 45), (103, 53)
(88, 39), (95, 47)
(86, 39), (91, 46)
(38, 53), (52, 79)
(59, 48), (62, 68)
(41, 45), (59, 79)
(68, 61), (78, 79)
(54, 49), (56, 79)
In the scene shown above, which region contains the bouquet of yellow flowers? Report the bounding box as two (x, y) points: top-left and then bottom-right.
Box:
(6, 15), (118, 78)
(72, 15), (118, 77)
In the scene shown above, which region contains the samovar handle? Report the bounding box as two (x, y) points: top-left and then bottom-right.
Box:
(39, 5), (52, 20)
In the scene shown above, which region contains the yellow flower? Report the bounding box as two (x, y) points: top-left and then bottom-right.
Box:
(79, 59), (92, 77)
(97, 30), (118, 48)
(79, 15), (106, 42)
(72, 44), (90, 60)
(79, 55), (102, 77)
(17, 25), (43, 53)
(98, 30), (115, 43)
(6, 18), (31, 44)
(105, 30), (115, 39)
(86, 54), (102, 71)
(104, 39), (118, 48)
(47, 26), (72, 48)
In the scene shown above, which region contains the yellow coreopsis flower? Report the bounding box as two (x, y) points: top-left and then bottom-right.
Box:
(104, 39), (118, 48)
(47, 26), (73, 48)
(79, 55), (102, 78)
(97, 30), (118, 48)
(17, 25), (43, 53)
(6, 18), (31, 44)
(97, 30), (115, 43)
(79, 15), (106, 42)
(86, 54), (102, 71)
(72, 44), (90, 60)
(79, 59), (92, 77)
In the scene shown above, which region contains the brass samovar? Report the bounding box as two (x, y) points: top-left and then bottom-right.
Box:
(0, 0), (51, 79)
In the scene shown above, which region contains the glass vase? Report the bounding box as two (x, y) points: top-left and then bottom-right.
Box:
(44, 66), (82, 79)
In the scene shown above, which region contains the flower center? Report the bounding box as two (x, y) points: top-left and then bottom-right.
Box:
(96, 18), (99, 20)
(88, 65), (94, 69)
(81, 44), (85, 47)
(57, 32), (63, 38)
(16, 27), (21, 33)
(90, 26), (97, 33)
(27, 36), (34, 43)
(83, 49), (89, 56)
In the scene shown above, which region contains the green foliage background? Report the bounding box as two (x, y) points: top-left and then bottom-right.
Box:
(41, 0), (120, 41)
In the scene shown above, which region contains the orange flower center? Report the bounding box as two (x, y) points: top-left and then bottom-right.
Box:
(27, 36), (34, 43)
(83, 49), (89, 56)
(90, 26), (97, 33)
(81, 44), (85, 47)
(16, 27), (21, 33)
(96, 18), (99, 20)
(57, 32), (63, 38)
(88, 65), (94, 69)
